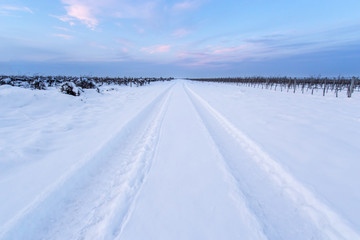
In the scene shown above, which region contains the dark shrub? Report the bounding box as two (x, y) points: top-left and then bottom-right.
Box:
(60, 82), (80, 96)
(75, 78), (97, 89)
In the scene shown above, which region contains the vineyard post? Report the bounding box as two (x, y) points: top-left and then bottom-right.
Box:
(347, 77), (355, 98)
(335, 85), (339, 98)
(287, 78), (291, 92)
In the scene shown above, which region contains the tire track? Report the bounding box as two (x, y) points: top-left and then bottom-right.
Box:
(184, 83), (360, 240)
(1, 84), (174, 240)
(115, 81), (268, 240)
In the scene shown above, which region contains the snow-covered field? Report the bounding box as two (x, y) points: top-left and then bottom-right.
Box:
(0, 80), (359, 239)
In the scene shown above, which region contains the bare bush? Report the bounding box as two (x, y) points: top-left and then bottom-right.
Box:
(0, 75), (174, 96)
(60, 82), (80, 96)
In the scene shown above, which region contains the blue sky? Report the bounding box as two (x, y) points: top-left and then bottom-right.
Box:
(0, 0), (359, 77)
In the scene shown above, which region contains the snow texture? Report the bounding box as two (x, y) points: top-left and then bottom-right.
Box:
(0, 80), (359, 239)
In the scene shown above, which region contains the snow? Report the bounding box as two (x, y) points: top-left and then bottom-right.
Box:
(0, 80), (359, 239)
(186, 81), (360, 233)
(118, 83), (265, 240)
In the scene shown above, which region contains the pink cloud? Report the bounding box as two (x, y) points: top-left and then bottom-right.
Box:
(57, 0), (159, 29)
(176, 43), (264, 67)
(62, 1), (98, 29)
(141, 45), (171, 54)
(177, 51), (213, 66)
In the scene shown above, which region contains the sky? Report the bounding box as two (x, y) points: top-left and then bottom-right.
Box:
(0, 0), (359, 77)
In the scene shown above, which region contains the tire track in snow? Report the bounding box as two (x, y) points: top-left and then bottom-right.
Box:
(75, 84), (174, 240)
(185, 83), (360, 240)
(116, 81), (267, 240)
(1, 84), (174, 240)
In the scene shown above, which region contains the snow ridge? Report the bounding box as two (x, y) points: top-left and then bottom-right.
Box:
(185, 83), (360, 240)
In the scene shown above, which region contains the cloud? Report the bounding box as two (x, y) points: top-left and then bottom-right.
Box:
(175, 42), (269, 67)
(54, 26), (72, 32)
(172, 0), (203, 11)
(176, 23), (360, 68)
(52, 33), (74, 40)
(141, 45), (171, 54)
(56, 0), (159, 29)
(65, 4), (98, 29)
(0, 5), (33, 15)
(172, 28), (191, 38)
(50, 14), (76, 26)
(59, 0), (98, 29)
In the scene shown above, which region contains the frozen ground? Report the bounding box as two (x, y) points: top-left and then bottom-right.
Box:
(0, 80), (359, 239)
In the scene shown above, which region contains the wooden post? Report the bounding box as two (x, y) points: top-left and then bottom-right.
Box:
(336, 86), (338, 98)
(347, 77), (355, 98)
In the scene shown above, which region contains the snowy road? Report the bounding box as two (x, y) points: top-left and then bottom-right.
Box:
(1, 80), (359, 239)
